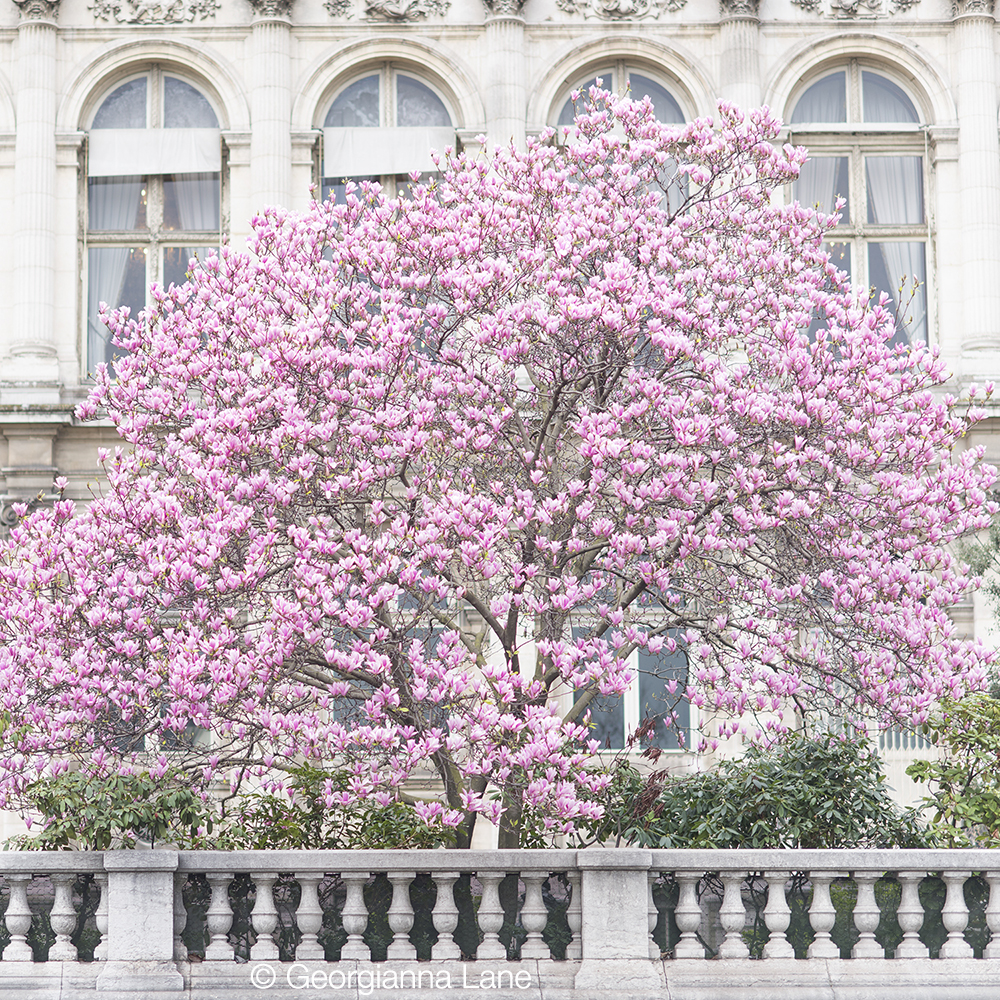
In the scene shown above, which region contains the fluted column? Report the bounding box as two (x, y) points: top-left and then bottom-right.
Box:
(483, 0), (526, 152)
(718, 0), (761, 112)
(954, 0), (1000, 354)
(8, 0), (61, 395)
(249, 0), (293, 212)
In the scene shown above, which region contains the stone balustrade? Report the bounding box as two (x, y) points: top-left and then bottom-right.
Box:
(0, 848), (999, 997)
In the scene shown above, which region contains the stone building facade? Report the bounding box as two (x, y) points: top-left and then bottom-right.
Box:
(1, 0), (999, 798)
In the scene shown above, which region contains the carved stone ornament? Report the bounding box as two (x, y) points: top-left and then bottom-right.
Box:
(323, 0), (351, 13)
(365, 0), (448, 17)
(13, 0), (61, 18)
(556, 0), (686, 18)
(248, 0), (294, 14)
(90, 0), (219, 21)
(952, 0), (995, 13)
(790, 0), (920, 12)
(482, 0), (525, 11)
(719, 0), (759, 13)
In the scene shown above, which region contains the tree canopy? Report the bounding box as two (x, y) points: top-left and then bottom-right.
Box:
(0, 95), (994, 847)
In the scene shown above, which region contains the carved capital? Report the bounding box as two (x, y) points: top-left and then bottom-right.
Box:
(953, 0), (994, 14)
(366, 0), (449, 17)
(483, 0), (524, 11)
(248, 0), (293, 16)
(90, 0), (219, 21)
(719, 0), (758, 13)
(13, 0), (60, 19)
(557, 0), (685, 17)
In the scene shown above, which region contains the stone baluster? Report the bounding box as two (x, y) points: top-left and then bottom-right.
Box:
(851, 874), (882, 958)
(250, 872), (280, 960)
(718, 871), (749, 959)
(476, 872), (508, 960)
(762, 871), (793, 959)
(985, 869), (1000, 959)
(806, 872), (841, 959)
(340, 872), (370, 960)
(49, 873), (78, 961)
(294, 873), (325, 960)
(204, 872), (235, 960)
(431, 871), (461, 960)
(94, 873), (109, 962)
(173, 873), (188, 963)
(565, 871), (582, 961)
(673, 871), (703, 959)
(940, 871), (973, 959)
(895, 872), (928, 958)
(386, 871), (416, 960)
(4, 874), (34, 960)
(647, 871), (661, 960)
(520, 871), (549, 959)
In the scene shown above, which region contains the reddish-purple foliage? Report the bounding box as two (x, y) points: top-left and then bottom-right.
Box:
(0, 97), (994, 846)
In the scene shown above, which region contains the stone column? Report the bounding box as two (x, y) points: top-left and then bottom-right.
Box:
(249, 0), (294, 213)
(718, 0), (761, 112)
(483, 0), (527, 152)
(7, 0), (61, 400)
(953, 0), (1000, 355)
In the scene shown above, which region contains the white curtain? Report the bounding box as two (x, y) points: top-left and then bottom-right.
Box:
(88, 248), (132, 371)
(862, 72), (919, 124)
(866, 156), (925, 343)
(795, 158), (841, 216)
(173, 173), (219, 231)
(87, 175), (142, 370)
(790, 73), (846, 124)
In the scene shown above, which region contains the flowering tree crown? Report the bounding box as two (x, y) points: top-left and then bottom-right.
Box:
(0, 95), (993, 846)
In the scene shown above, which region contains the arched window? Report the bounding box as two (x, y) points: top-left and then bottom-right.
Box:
(554, 63), (685, 128)
(86, 68), (222, 372)
(321, 65), (456, 203)
(789, 62), (928, 346)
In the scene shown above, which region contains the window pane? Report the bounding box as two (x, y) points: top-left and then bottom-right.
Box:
(164, 77), (219, 129)
(396, 76), (451, 127)
(87, 246), (146, 371)
(866, 156), (923, 224)
(794, 157), (850, 223)
(93, 78), (147, 129)
(638, 645), (689, 750)
(628, 74), (684, 124)
(868, 242), (927, 346)
(862, 71), (919, 124)
(578, 691), (625, 750)
(790, 72), (847, 124)
(88, 176), (147, 231)
(321, 175), (379, 204)
(325, 76), (380, 128)
(827, 241), (851, 279)
(163, 246), (214, 289)
(558, 73), (613, 127)
(163, 173), (221, 231)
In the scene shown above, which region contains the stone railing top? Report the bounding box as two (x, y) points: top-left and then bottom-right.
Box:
(649, 847), (1000, 870)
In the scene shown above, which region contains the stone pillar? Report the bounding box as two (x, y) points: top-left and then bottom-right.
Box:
(96, 851), (183, 992)
(7, 0), (61, 400)
(574, 849), (663, 991)
(718, 0), (761, 112)
(483, 0), (527, 152)
(249, 0), (294, 213)
(953, 0), (1000, 355)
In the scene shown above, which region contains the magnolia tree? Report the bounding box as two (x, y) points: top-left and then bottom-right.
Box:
(0, 96), (995, 847)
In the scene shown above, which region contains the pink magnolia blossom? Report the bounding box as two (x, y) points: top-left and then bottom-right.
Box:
(0, 95), (994, 847)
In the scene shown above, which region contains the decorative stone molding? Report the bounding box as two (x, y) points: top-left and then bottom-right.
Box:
(248, 0), (293, 16)
(89, 0), (218, 21)
(556, 0), (685, 18)
(719, 0), (758, 13)
(12, 0), (60, 18)
(952, 0), (994, 14)
(790, 0), (919, 13)
(364, 0), (449, 17)
(323, 0), (351, 13)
